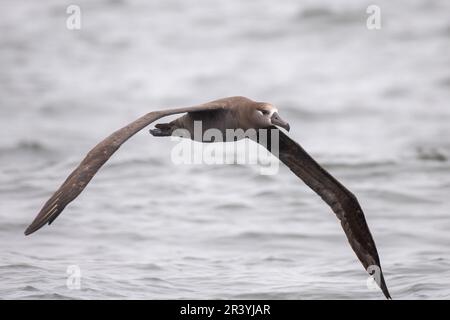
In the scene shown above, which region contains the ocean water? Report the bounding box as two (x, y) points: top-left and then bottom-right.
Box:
(0, 0), (449, 299)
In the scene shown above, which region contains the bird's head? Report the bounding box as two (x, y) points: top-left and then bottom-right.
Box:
(252, 103), (290, 131)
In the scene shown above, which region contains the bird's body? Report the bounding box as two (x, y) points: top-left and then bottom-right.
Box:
(150, 96), (288, 142)
(24, 96), (391, 299)
(151, 107), (237, 141)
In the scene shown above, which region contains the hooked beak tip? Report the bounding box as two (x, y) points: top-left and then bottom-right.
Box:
(271, 112), (290, 132)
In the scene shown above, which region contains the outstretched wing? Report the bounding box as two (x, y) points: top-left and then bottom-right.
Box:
(260, 128), (391, 299)
(24, 100), (229, 236)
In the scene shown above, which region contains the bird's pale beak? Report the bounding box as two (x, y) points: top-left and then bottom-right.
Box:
(271, 112), (290, 131)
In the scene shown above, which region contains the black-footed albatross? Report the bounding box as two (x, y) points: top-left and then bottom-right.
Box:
(24, 96), (391, 299)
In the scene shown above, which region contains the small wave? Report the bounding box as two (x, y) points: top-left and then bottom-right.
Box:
(383, 86), (411, 99)
(321, 159), (399, 170)
(416, 147), (448, 162)
(137, 277), (173, 286)
(253, 189), (278, 198)
(229, 291), (303, 300)
(437, 76), (450, 88)
(19, 293), (75, 300)
(227, 231), (310, 241)
(369, 189), (436, 204)
(214, 202), (251, 211)
(262, 256), (295, 263)
(297, 7), (334, 19)
(0, 222), (27, 232)
(182, 256), (207, 261)
(134, 262), (164, 271)
(0, 263), (45, 271)
(441, 24), (450, 37)
(22, 285), (40, 292)
(106, 156), (165, 168)
(100, 231), (151, 242)
(294, 6), (362, 25)
(0, 140), (52, 155)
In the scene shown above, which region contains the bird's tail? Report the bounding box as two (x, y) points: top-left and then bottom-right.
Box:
(149, 123), (175, 137)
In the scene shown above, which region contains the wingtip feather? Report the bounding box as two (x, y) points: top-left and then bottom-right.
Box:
(24, 221), (43, 236)
(379, 270), (392, 300)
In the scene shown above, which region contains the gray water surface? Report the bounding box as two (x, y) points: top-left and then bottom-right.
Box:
(1, 0), (449, 299)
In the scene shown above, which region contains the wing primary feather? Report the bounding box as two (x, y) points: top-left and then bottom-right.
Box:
(25, 100), (230, 235)
(258, 127), (391, 299)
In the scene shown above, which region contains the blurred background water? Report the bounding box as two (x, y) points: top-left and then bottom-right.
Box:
(0, 0), (449, 299)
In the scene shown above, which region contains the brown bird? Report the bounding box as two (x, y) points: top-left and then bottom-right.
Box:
(24, 96), (391, 299)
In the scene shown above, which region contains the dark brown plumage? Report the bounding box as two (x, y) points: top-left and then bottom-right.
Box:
(261, 128), (391, 299)
(24, 96), (390, 299)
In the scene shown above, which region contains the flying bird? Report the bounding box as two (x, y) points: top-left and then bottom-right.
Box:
(24, 96), (391, 299)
